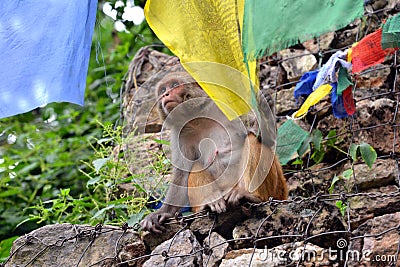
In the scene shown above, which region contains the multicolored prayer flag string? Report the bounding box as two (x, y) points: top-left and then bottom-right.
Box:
(294, 18), (400, 119)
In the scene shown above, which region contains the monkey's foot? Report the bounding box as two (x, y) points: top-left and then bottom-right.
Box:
(200, 198), (227, 213)
(224, 188), (261, 207)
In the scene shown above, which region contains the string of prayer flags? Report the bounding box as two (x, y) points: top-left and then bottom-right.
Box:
(312, 50), (352, 90)
(242, 0), (364, 60)
(145, 0), (257, 120)
(294, 70), (318, 102)
(294, 84), (333, 118)
(352, 28), (396, 73)
(381, 13), (400, 49)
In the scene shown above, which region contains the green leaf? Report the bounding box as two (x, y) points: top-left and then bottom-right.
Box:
(291, 158), (304, 165)
(97, 137), (113, 144)
(311, 150), (325, 164)
(60, 188), (70, 197)
(0, 236), (19, 261)
(86, 176), (101, 187)
(92, 204), (115, 220)
(359, 143), (377, 168)
(92, 158), (110, 172)
(298, 136), (311, 157)
(342, 169), (353, 180)
(0, 188), (21, 198)
(335, 200), (347, 217)
(311, 129), (323, 151)
(326, 130), (337, 147)
(152, 138), (170, 145)
(127, 210), (146, 226)
(276, 120), (309, 165)
(349, 143), (359, 162)
(329, 175), (340, 194)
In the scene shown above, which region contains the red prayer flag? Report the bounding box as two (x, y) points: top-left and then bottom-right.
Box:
(343, 86), (355, 115)
(352, 29), (396, 73)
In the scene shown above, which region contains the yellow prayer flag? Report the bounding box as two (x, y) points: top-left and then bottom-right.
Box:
(294, 84), (333, 118)
(144, 0), (257, 120)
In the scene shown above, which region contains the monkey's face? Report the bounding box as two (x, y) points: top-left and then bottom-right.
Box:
(156, 72), (209, 119)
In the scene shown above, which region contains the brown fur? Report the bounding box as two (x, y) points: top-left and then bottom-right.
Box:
(189, 133), (287, 212)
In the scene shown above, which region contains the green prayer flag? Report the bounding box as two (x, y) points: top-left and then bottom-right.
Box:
(276, 120), (309, 165)
(242, 0), (364, 60)
(382, 13), (400, 49)
(337, 66), (353, 96)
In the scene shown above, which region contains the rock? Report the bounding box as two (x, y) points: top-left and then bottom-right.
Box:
(388, 0), (400, 9)
(259, 64), (285, 89)
(220, 242), (334, 267)
(203, 232), (228, 267)
(190, 208), (248, 242)
(220, 248), (281, 266)
(275, 87), (297, 115)
(143, 229), (202, 267)
(302, 32), (335, 54)
(287, 163), (337, 197)
(348, 185), (400, 228)
(279, 49), (317, 81)
(122, 47), (183, 134)
(141, 223), (184, 251)
(370, 0), (388, 10)
(5, 224), (145, 267)
(353, 64), (391, 96)
(349, 212), (400, 266)
(352, 98), (399, 155)
(333, 19), (361, 49)
(345, 159), (397, 191)
(316, 96), (399, 156)
(232, 202), (345, 250)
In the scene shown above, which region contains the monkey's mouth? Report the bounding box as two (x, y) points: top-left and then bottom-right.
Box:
(163, 100), (179, 111)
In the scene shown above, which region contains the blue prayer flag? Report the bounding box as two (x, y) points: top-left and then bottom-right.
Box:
(0, 1), (98, 118)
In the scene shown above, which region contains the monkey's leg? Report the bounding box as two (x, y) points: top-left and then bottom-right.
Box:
(243, 134), (288, 201)
(223, 134), (287, 208)
(188, 163), (227, 213)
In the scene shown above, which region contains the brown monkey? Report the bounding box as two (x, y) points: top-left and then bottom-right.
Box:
(140, 71), (287, 233)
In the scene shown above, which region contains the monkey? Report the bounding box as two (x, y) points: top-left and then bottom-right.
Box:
(140, 71), (288, 233)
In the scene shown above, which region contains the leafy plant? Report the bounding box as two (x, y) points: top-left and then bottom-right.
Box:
(296, 129), (347, 165)
(329, 169), (353, 194)
(336, 200), (348, 217)
(27, 122), (170, 227)
(349, 142), (377, 168)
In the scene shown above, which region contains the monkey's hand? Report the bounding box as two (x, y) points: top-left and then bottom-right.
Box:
(140, 211), (173, 234)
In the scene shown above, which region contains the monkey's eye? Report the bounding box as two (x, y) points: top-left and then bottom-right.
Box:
(171, 81), (179, 88)
(160, 86), (166, 94)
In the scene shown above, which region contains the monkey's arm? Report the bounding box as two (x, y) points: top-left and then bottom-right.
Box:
(140, 168), (190, 233)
